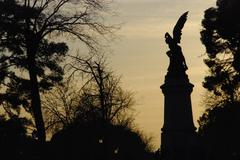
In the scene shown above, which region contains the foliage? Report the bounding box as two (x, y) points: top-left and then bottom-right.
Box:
(198, 101), (240, 160)
(201, 0), (240, 103)
(200, 1), (240, 158)
(50, 119), (154, 160)
(0, 0), (116, 142)
(0, 40), (68, 113)
(0, 116), (36, 159)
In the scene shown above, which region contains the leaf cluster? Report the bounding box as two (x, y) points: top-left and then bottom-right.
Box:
(201, 0), (240, 103)
(198, 101), (240, 160)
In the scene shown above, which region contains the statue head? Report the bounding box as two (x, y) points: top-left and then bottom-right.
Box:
(165, 33), (173, 45)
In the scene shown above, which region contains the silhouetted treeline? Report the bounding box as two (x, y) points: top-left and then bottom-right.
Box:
(0, 116), (38, 159)
(198, 102), (240, 160)
(0, 111), (156, 160)
(0, 0), (116, 144)
(5, 0), (240, 159)
(0, 0), (157, 160)
(50, 119), (154, 160)
(199, 0), (240, 160)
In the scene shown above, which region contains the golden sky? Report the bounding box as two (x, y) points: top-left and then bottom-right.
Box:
(108, 0), (216, 148)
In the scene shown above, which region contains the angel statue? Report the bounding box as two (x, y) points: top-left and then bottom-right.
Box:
(165, 11), (188, 72)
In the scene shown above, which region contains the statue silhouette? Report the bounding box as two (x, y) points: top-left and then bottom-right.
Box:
(165, 11), (188, 73)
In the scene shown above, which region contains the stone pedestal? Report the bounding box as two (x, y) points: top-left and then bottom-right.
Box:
(160, 71), (197, 160)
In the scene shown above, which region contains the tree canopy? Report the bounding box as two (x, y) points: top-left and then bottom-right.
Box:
(50, 119), (154, 160)
(198, 102), (240, 160)
(199, 1), (240, 159)
(201, 0), (240, 104)
(0, 0), (115, 143)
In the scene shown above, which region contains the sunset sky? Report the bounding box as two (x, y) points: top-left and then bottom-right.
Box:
(107, 0), (216, 148)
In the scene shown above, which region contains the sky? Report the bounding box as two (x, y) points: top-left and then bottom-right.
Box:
(107, 0), (216, 148)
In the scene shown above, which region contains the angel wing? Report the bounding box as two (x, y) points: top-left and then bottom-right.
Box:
(173, 11), (188, 44)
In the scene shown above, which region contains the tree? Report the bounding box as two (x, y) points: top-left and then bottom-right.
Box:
(42, 56), (135, 135)
(0, 115), (36, 159)
(41, 78), (81, 134)
(200, 0), (240, 105)
(200, 2), (240, 158)
(49, 120), (154, 160)
(0, 0), (115, 143)
(71, 56), (135, 124)
(41, 56), (156, 160)
(198, 101), (240, 160)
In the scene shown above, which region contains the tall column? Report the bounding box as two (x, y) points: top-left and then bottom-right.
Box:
(160, 71), (197, 160)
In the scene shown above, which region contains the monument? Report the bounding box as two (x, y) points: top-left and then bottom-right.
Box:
(160, 12), (200, 160)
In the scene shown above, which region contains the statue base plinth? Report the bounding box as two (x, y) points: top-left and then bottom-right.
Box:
(160, 70), (200, 160)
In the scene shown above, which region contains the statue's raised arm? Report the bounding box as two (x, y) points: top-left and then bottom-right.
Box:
(165, 11), (188, 73)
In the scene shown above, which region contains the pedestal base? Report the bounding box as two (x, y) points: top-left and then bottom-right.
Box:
(160, 70), (200, 160)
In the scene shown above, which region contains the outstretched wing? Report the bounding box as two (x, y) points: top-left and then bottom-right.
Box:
(173, 11), (188, 43)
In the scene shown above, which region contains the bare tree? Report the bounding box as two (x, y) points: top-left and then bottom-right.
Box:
(69, 55), (135, 123)
(42, 56), (135, 135)
(41, 78), (79, 134)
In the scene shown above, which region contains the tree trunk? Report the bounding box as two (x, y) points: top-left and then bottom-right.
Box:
(27, 46), (46, 144)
